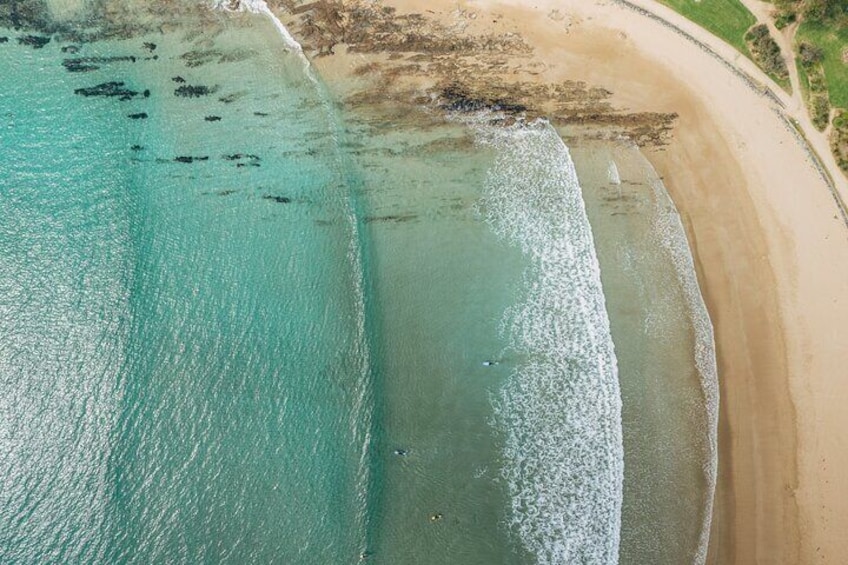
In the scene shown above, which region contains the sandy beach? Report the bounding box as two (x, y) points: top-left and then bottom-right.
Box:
(272, 0), (848, 562)
(518, 3), (848, 563)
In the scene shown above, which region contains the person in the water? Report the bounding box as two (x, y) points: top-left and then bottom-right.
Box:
(482, 360), (499, 367)
(393, 448), (408, 456)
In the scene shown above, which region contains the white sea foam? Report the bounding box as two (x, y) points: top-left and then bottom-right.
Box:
(211, 0), (305, 55)
(472, 119), (623, 564)
(642, 159), (719, 565)
(608, 160), (622, 186)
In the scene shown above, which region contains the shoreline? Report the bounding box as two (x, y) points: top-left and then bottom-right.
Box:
(271, 0), (848, 562)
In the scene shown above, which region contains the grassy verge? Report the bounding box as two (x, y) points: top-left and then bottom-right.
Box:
(657, 0), (757, 54)
(796, 21), (848, 108)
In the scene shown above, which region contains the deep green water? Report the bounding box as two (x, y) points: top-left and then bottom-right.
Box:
(0, 5), (716, 564)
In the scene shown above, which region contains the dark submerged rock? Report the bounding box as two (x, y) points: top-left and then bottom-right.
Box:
(61, 45), (79, 53)
(142, 42), (156, 52)
(62, 55), (136, 73)
(174, 156), (209, 163)
(18, 35), (50, 49)
(364, 214), (417, 224)
(223, 153), (260, 161)
(74, 81), (143, 101)
(253, 111), (269, 117)
(204, 116), (221, 122)
(130, 144), (144, 151)
(63, 61), (97, 72)
(181, 49), (223, 68)
(172, 76), (186, 83)
(174, 84), (216, 98)
(0, 37), (8, 44)
(439, 84), (527, 115)
(263, 195), (291, 204)
(127, 112), (147, 119)
(218, 91), (247, 104)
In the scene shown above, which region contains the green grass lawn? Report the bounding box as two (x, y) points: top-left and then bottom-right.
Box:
(658, 0), (757, 55)
(797, 22), (848, 108)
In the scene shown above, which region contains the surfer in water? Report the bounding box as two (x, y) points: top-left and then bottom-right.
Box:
(482, 360), (499, 367)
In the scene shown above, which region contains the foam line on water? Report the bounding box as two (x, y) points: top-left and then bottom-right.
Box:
(608, 160), (622, 186)
(211, 0), (304, 56)
(471, 117), (623, 565)
(642, 157), (719, 565)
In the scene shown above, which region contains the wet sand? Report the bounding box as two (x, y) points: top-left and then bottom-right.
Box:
(270, 0), (848, 562)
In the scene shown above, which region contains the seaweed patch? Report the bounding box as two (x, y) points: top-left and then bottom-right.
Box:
(364, 214), (417, 223)
(263, 195), (291, 204)
(18, 35), (50, 49)
(439, 84), (527, 115)
(62, 56), (137, 73)
(181, 49), (224, 68)
(74, 81), (145, 101)
(223, 153), (260, 161)
(174, 156), (209, 163)
(180, 48), (255, 68)
(219, 91), (247, 104)
(224, 153), (261, 167)
(174, 84), (218, 98)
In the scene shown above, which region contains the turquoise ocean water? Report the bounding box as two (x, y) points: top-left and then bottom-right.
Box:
(0, 2), (717, 563)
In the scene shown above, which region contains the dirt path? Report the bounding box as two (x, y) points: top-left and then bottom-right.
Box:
(619, 0), (847, 216)
(738, 0), (803, 110)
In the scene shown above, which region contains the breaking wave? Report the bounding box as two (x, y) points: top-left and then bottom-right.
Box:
(474, 119), (623, 564)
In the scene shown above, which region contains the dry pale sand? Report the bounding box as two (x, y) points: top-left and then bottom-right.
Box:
(275, 0), (848, 562)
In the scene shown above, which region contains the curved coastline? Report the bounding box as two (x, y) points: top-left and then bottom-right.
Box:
(3, 0), (846, 561)
(279, 0), (848, 562)
(476, 1), (848, 562)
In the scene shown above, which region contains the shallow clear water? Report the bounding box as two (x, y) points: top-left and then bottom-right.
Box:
(0, 4), (716, 564)
(571, 141), (717, 565)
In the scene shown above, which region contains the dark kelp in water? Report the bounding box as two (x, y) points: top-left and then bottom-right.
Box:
(17, 34), (50, 48)
(62, 56), (137, 73)
(174, 84), (217, 98)
(174, 156), (209, 163)
(74, 81), (149, 101)
(263, 195), (291, 204)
